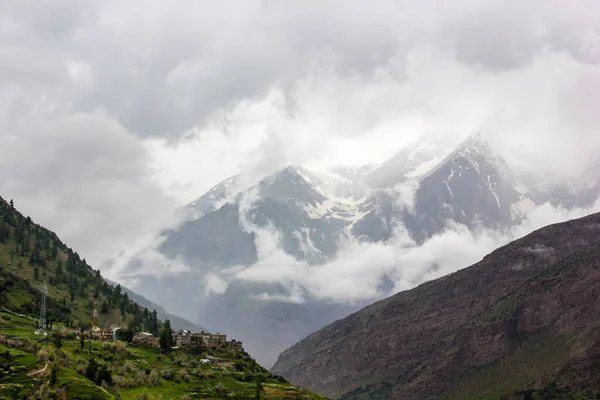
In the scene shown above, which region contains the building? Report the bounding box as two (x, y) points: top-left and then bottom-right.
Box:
(228, 339), (243, 350)
(202, 335), (221, 348)
(213, 332), (227, 344)
(100, 327), (114, 341)
(173, 330), (191, 347)
(171, 330), (239, 349)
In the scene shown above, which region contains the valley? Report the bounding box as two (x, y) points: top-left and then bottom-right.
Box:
(113, 133), (600, 367)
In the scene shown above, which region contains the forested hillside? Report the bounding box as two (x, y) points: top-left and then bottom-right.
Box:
(0, 195), (161, 335)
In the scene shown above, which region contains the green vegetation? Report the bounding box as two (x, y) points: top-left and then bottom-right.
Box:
(0, 310), (325, 399)
(0, 196), (160, 333)
(0, 197), (326, 399)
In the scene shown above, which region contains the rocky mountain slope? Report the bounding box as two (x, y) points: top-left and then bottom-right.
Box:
(272, 212), (600, 399)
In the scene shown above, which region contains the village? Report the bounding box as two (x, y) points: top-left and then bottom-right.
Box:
(90, 325), (243, 351)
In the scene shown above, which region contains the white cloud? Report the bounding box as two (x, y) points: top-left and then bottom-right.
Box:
(199, 199), (600, 305)
(1, 0), (599, 277)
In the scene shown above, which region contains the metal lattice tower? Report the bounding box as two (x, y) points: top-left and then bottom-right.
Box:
(35, 283), (47, 336)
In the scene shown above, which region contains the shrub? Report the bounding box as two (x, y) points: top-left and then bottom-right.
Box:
(37, 349), (49, 361)
(214, 382), (225, 396)
(136, 390), (149, 400)
(160, 367), (175, 380)
(148, 370), (161, 387)
(76, 363), (86, 376)
(113, 340), (129, 355)
(133, 370), (147, 386)
(175, 369), (190, 383)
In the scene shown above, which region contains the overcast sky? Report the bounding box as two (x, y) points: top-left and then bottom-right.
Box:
(1, 0), (599, 268)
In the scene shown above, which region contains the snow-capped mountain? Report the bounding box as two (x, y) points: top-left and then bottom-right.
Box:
(182, 175), (243, 220)
(162, 166), (365, 268)
(120, 132), (600, 367)
(515, 154), (600, 210)
(352, 133), (534, 243)
(364, 134), (453, 188)
(403, 133), (534, 242)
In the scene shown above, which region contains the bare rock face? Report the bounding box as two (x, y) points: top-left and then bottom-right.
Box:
(272, 212), (600, 399)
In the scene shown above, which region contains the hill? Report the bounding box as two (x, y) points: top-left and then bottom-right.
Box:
(105, 279), (209, 333)
(272, 212), (600, 399)
(0, 196), (325, 399)
(0, 196), (161, 333)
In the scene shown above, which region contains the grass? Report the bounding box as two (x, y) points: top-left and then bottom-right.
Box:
(0, 325), (326, 400)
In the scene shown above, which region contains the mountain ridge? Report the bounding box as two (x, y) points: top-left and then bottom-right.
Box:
(271, 211), (600, 399)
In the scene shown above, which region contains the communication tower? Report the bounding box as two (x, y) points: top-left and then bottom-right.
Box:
(35, 283), (47, 336)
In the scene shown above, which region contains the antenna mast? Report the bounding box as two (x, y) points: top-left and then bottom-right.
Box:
(35, 282), (47, 336)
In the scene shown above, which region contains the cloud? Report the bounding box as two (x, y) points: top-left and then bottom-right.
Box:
(199, 198), (600, 305)
(1, 0), (599, 273)
(0, 110), (177, 265)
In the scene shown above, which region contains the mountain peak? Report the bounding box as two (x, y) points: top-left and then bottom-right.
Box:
(365, 133), (453, 187)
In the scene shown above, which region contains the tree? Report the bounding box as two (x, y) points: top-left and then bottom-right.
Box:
(51, 366), (58, 385)
(9, 199), (13, 209)
(159, 319), (173, 353)
(80, 334), (85, 350)
(97, 364), (112, 385)
(100, 302), (108, 314)
(53, 333), (62, 349)
(85, 359), (98, 382)
(255, 376), (262, 400)
(34, 266), (39, 281)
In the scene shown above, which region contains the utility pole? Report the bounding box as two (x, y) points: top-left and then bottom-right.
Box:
(35, 282), (47, 336)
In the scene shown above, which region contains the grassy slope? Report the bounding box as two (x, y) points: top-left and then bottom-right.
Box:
(0, 197), (142, 330)
(0, 197), (326, 399)
(0, 309), (326, 400)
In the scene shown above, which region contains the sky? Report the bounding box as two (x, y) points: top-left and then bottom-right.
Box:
(1, 0), (600, 271)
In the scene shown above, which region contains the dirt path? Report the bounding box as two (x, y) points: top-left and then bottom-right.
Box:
(27, 362), (48, 377)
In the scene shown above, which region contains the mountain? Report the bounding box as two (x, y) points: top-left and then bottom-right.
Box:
(402, 133), (534, 242)
(352, 133), (534, 243)
(145, 166), (366, 366)
(272, 212), (600, 399)
(363, 134), (451, 188)
(118, 133), (600, 368)
(182, 174), (243, 220)
(515, 158), (600, 210)
(105, 278), (209, 333)
(160, 165), (362, 268)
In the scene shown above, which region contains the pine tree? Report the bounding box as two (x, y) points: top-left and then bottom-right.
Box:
(34, 266), (39, 280)
(53, 333), (62, 349)
(50, 366), (57, 385)
(159, 319), (173, 353)
(255, 376), (262, 400)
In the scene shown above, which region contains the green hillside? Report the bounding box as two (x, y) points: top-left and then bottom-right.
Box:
(0, 196), (159, 332)
(0, 196), (327, 399)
